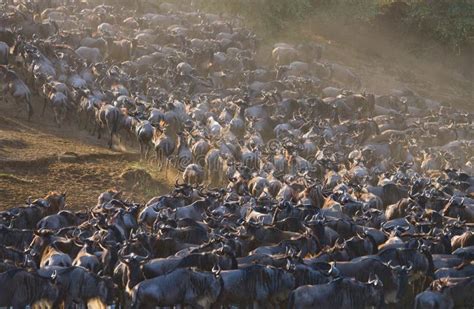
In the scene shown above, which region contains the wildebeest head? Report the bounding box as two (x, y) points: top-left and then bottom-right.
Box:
(27, 229), (56, 258)
(443, 197), (472, 222)
(119, 249), (150, 289)
(42, 191), (67, 215)
(387, 262), (413, 303)
(97, 275), (116, 305)
(98, 241), (120, 276)
(173, 179), (194, 197)
(366, 273), (385, 308)
(97, 189), (122, 206)
(344, 233), (378, 258)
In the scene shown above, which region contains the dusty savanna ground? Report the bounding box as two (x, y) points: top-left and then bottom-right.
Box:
(256, 19), (473, 109)
(0, 101), (176, 210)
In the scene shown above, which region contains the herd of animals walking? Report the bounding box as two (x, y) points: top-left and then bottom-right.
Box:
(0, 0), (473, 308)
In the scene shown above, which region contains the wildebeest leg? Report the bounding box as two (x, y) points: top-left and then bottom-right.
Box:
(109, 130), (114, 149)
(55, 113), (60, 127)
(63, 296), (75, 309)
(116, 132), (122, 146)
(82, 114), (88, 131)
(53, 108), (61, 128)
(14, 101), (23, 117)
(28, 75), (35, 92)
(72, 110), (80, 127)
(82, 112), (90, 132)
(139, 142), (144, 160)
(126, 131), (133, 147)
(1, 87), (7, 104)
(156, 150), (162, 170)
(97, 124), (102, 139)
(42, 98), (48, 116)
(145, 144), (151, 161)
(109, 125), (114, 149)
(26, 97), (33, 122)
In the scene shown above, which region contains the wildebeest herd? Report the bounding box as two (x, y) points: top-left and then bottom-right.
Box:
(0, 0), (473, 308)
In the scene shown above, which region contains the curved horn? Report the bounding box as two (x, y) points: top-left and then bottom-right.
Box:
(328, 263), (340, 277)
(387, 260), (401, 271)
(51, 270), (57, 281)
(212, 263), (221, 276)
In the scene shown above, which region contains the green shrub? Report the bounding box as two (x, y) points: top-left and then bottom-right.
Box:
(405, 0), (474, 54)
(195, 0), (315, 34)
(186, 0), (474, 54)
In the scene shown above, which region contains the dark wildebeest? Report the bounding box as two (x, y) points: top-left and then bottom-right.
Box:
(0, 65), (33, 120)
(143, 251), (237, 279)
(0, 225), (34, 249)
(38, 266), (115, 308)
(429, 277), (474, 307)
(0, 41), (9, 65)
(287, 276), (384, 309)
(131, 268), (221, 309)
(135, 120), (154, 159)
(96, 103), (121, 148)
(1, 191), (66, 230)
(36, 210), (87, 230)
(332, 257), (411, 304)
(0, 269), (59, 308)
(414, 291), (454, 309)
(27, 230), (73, 268)
(213, 264), (295, 307)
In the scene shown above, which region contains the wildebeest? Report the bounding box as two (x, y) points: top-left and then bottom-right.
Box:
(414, 291), (454, 309)
(287, 276), (384, 309)
(0, 65), (33, 120)
(0, 269), (59, 308)
(131, 268), (221, 309)
(38, 266), (115, 308)
(0, 2), (472, 308)
(332, 257), (411, 304)
(0, 41), (9, 65)
(96, 103), (121, 148)
(213, 264), (295, 307)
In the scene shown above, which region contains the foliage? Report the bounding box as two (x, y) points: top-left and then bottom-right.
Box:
(189, 0), (474, 54)
(196, 0), (315, 34)
(405, 0), (474, 53)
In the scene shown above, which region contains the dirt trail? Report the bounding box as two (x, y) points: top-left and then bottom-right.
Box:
(0, 102), (175, 210)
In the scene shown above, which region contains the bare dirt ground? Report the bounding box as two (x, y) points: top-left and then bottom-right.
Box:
(312, 23), (473, 108)
(0, 102), (175, 210)
(257, 20), (473, 109)
(317, 35), (472, 108)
